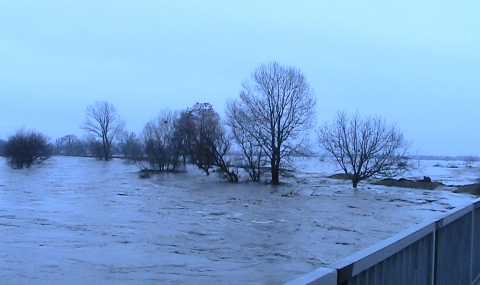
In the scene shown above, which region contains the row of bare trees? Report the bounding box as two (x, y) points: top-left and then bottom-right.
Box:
(138, 103), (239, 182)
(2, 61), (413, 188)
(73, 63), (319, 185)
(55, 135), (88, 156)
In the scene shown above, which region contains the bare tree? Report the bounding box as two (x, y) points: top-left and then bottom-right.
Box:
(4, 129), (53, 168)
(178, 103), (238, 182)
(227, 104), (266, 181)
(142, 110), (181, 171)
(82, 101), (125, 161)
(318, 111), (413, 188)
(226, 62), (316, 185)
(212, 131), (239, 183)
(87, 138), (105, 160)
(117, 130), (143, 160)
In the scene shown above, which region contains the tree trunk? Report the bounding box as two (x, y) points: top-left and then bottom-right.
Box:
(352, 175), (360, 188)
(229, 172), (239, 183)
(103, 140), (110, 161)
(270, 150), (281, 185)
(271, 166), (280, 185)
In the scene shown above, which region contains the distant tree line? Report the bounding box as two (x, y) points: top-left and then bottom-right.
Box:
(1, 61), (414, 188)
(55, 134), (88, 156)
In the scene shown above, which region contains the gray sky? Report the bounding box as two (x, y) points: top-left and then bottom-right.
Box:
(1, 1), (479, 156)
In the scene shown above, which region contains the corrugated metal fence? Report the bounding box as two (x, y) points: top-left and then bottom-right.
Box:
(285, 198), (480, 285)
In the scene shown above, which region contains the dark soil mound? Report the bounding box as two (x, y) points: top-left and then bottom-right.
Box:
(455, 183), (480, 196)
(327, 173), (351, 180)
(373, 178), (443, 190)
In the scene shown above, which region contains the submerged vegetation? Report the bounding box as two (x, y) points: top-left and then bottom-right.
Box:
(4, 129), (53, 168)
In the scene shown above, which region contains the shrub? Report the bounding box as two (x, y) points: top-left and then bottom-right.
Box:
(4, 129), (53, 168)
(0, 139), (6, 156)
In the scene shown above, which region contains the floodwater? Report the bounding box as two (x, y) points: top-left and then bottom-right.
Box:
(0, 156), (477, 285)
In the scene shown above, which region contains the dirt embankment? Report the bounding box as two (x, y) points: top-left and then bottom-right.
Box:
(455, 183), (480, 196)
(328, 174), (445, 191)
(372, 178), (444, 190)
(370, 178), (480, 196)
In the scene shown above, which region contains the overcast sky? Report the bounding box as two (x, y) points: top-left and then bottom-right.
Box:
(1, 1), (478, 156)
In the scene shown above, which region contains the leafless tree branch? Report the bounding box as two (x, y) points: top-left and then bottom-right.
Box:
(81, 101), (125, 161)
(318, 111), (413, 188)
(226, 62), (316, 185)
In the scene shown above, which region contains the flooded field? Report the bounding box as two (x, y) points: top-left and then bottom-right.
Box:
(0, 156), (478, 284)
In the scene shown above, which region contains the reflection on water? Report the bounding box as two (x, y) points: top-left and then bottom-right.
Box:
(0, 156), (477, 285)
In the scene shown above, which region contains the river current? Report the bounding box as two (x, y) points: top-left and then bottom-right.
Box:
(0, 156), (476, 284)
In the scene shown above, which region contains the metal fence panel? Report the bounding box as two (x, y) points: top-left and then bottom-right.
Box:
(345, 233), (434, 285)
(472, 203), (480, 283)
(435, 212), (473, 285)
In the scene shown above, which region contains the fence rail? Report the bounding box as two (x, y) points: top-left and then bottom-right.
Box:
(285, 198), (480, 285)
